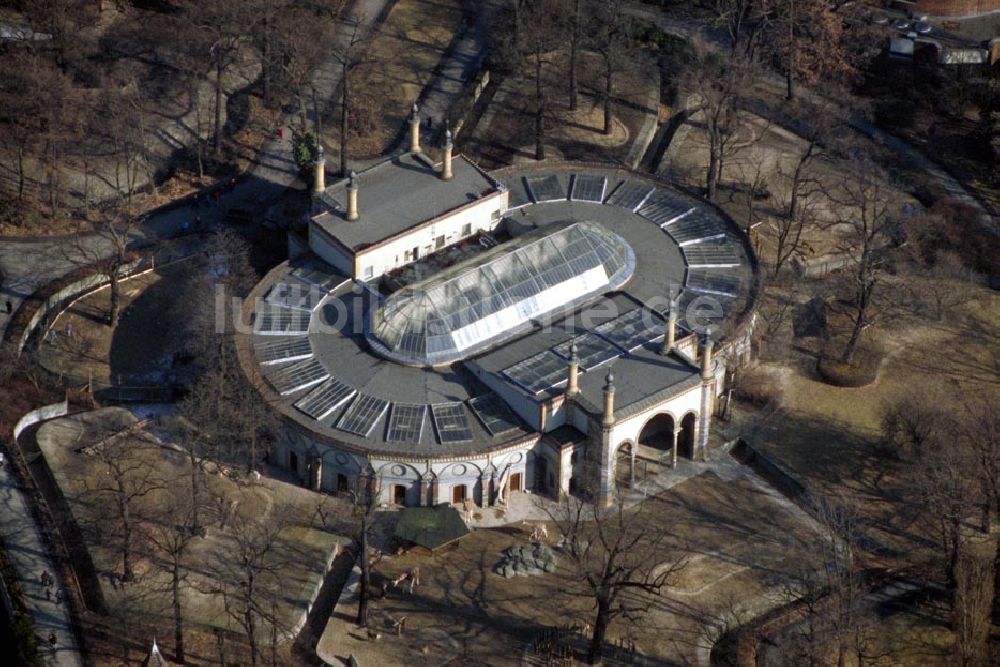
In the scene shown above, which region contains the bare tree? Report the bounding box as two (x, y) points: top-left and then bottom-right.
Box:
(784, 495), (874, 667)
(684, 37), (757, 202)
(351, 469), (380, 627)
(568, 0), (583, 111)
(145, 495), (199, 663)
(218, 510), (288, 667)
(86, 426), (164, 582)
(330, 13), (369, 177)
(952, 535), (996, 667)
(180, 1), (255, 157)
(770, 190), (818, 277)
(767, 0), (879, 101)
(544, 494), (687, 664)
(828, 155), (898, 364)
(593, 0), (638, 136)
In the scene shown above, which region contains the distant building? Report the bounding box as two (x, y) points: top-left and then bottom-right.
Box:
(238, 111), (759, 508)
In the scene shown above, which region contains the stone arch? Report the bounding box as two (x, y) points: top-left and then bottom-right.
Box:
(678, 412), (697, 460)
(615, 440), (635, 489)
(637, 412), (677, 452)
(376, 462), (422, 506)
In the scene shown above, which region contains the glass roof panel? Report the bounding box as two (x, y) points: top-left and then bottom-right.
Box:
(366, 222), (635, 366)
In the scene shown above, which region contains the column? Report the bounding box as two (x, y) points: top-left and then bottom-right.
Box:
(479, 473), (492, 508)
(311, 455), (323, 491)
(629, 448), (635, 488)
(671, 428), (679, 468)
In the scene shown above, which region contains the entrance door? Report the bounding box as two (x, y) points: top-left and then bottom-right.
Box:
(509, 472), (522, 494)
(394, 484), (407, 506)
(452, 484), (467, 504)
(289, 451), (299, 475)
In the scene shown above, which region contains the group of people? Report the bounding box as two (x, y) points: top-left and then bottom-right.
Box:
(39, 569), (65, 605)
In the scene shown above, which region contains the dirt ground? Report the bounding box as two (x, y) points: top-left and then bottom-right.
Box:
(33, 407), (347, 665)
(320, 467), (824, 666)
(465, 51), (657, 170)
(744, 274), (999, 558)
(320, 0), (465, 158)
(664, 108), (923, 267)
(38, 239), (212, 391)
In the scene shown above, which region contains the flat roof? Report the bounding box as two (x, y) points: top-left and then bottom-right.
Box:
(312, 152), (502, 252)
(467, 293), (702, 410)
(245, 165), (758, 460)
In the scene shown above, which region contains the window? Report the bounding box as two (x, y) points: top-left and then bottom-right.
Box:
(363, 266), (374, 279)
(491, 209), (502, 220)
(404, 250), (413, 262)
(435, 235), (445, 250)
(462, 223), (472, 237)
(570, 450), (578, 465)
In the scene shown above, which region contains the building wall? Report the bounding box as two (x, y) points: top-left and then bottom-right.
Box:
(905, 0), (1000, 16)
(354, 191), (508, 280)
(273, 423), (542, 507)
(308, 223), (354, 276)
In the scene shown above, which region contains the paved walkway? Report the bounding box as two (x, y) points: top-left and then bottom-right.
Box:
(407, 3), (492, 146)
(0, 459), (81, 666)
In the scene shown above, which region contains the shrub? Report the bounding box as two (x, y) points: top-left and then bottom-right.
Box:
(734, 366), (783, 407)
(292, 130), (321, 173)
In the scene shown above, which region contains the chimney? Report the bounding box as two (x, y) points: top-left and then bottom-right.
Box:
(442, 128), (453, 181)
(409, 103), (421, 153)
(660, 299), (677, 355)
(700, 333), (714, 381)
(312, 145), (326, 194)
(346, 171), (359, 221)
(602, 370), (615, 427)
(566, 344), (580, 397)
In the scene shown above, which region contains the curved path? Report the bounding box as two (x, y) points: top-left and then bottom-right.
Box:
(0, 0), (393, 661)
(0, 0), (394, 345)
(626, 2), (997, 230)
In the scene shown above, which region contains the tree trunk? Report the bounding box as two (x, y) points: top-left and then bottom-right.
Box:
(214, 56), (223, 157)
(189, 447), (201, 533)
(109, 270), (121, 327)
(569, 0), (580, 111)
(588, 595), (612, 664)
(842, 282), (871, 364)
(356, 516), (371, 626)
(603, 57), (613, 136)
(262, 18), (271, 108)
(311, 84), (323, 135)
(16, 142), (25, 203)
(707, 149), (719, 202)
(245, 569), (258, 667)
(786, 0), (796, 101)
(172, 562), (184, 663)
(534, 51), (545, 161)
(120, 494), (133, 581)
(340, 63), (349, 177)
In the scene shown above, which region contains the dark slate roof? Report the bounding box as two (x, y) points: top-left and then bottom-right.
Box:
(312, 152), (502, 251)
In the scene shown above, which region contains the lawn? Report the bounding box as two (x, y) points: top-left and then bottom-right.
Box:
(321, 0), (466, 159)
